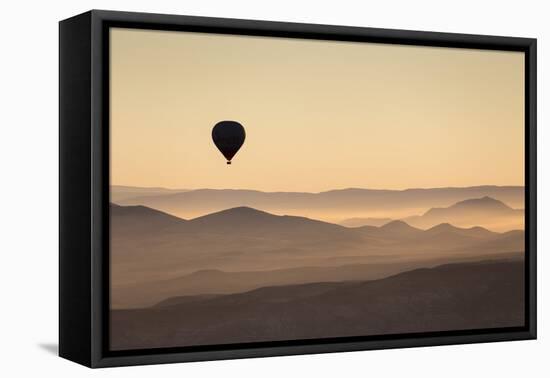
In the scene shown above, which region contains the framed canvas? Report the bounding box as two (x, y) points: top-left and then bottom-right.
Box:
(59, 10), (537, 368)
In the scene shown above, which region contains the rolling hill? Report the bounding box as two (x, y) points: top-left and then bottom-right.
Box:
(357, 220), (423, 239)
(110, 204), (524, 308)
(114, 185), (524, 223)
(405, 196), (524, 231)
(340, 217), (392, 227)
(110, 203), (186, 236)
(111, 185), (188, 202)
(183, 206), (363, 241)
(111, 259), (524, 350)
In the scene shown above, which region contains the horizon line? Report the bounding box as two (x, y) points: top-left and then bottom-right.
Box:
(111, 183), (525, 194)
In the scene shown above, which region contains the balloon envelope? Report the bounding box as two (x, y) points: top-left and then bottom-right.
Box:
(212, 121), (246, 164)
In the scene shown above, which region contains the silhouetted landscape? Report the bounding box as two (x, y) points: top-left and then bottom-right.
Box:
(404, 196), (523, 231)
(111, 259), (524, 350)
(114, 185), (524, 229)
(109, 185), (526, 350)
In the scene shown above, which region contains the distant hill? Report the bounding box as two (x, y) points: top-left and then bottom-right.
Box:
(405, 196), (524, 231)
(111, 204), (525, 308)
(368, 220), (423, 238)
(424, 196), (516, 216)
(184, 206), (363, 241)
(340, 217), (392, 227)
(356, 220), (517, 253)
(110, 203), (186, 236)
(423, 222), (496, 239)
(110, 205), (376, 297)
(111, 185), (188, 202)
(413, 223), (497, 247)
(111, 259), (524, 350)
(113, 250), (522, 309)
(114, 185), (524, 223)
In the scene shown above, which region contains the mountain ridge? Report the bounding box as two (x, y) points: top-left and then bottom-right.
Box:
(406, 196), (523, 231)
(423, 196), (515, 216)
(115, 185), (524, 224)
(111, 203), (518, 237)
(110, 203), (524, 308)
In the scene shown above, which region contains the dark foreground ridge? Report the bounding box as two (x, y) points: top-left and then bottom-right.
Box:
(111, 259), (524, 350)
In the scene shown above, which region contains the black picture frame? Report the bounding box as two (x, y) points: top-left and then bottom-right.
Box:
(59, 9), (537, 368)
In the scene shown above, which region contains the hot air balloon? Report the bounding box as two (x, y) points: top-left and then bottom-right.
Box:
(211, 120), (246, 165)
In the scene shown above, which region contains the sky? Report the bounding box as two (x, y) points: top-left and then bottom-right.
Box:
(110, 28), (525, 192)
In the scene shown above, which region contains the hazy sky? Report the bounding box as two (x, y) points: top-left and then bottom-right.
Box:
(110, 28), (524, 192)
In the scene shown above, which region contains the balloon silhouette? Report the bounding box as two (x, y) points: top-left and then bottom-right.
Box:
(212, 121), (246, 165)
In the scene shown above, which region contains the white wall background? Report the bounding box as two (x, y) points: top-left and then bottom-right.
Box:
(0, 0), (547, 376)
